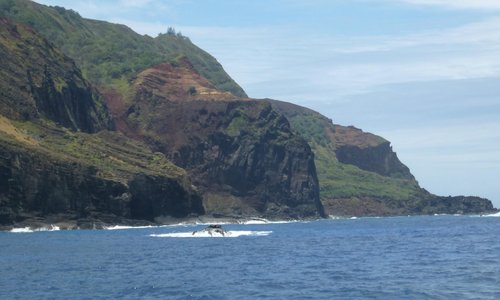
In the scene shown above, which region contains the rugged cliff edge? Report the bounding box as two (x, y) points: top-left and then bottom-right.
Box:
(0, 17), (112, 133)
(268, 99), (495, 216)
(0, 124), (204, 229)
(0, 17), (204, 229)
(107, 62), (324, 219)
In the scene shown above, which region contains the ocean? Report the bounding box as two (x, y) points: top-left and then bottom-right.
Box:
(1, 214), (500, 299)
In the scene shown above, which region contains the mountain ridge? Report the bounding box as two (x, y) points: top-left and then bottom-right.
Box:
(0, 0), (247, 97)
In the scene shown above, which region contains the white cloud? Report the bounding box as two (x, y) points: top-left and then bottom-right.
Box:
(398, 0), (500, 10)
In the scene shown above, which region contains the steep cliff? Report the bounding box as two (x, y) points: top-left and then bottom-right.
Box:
(268, 99), (495, 216)
(0, 17), (112, 133)
(0, 117), (204, 228)
(109, 62), (324, 219)
(0, 17), (204, 228)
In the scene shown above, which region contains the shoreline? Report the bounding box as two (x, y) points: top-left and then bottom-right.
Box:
(3, 211), (500, 233)
(0, 214), (309, 232)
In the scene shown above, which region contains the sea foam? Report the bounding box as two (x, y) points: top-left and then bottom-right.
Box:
(150, 230), (272, 238)
(10, 225), (60, 233)
(482, 211), (500, 217)
(105, 225), (157, 230)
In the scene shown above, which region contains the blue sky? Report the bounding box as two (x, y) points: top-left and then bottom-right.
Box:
(35, 0), (500, 208)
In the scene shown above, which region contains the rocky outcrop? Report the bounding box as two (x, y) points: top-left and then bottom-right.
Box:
(128, 174), (203, 220)
(188, 102), (323, 219)
(411, 195), (495, 215)
(0, 17), (112, 133)
(267, 99), (496, 216)
(0, 135), (204, 226)
(335, 142), (414, 180)
(114, 67), (325, 219)
(269, 100), (413, 180)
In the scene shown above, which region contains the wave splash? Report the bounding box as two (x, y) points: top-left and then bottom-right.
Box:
(10, 225), (60, 233)
(150, 230), (272, 238)
(481, 211), (500, 217)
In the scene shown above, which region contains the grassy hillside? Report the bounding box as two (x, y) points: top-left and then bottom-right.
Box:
(0, 0), (247, 97)
(1, 117), (186, 183)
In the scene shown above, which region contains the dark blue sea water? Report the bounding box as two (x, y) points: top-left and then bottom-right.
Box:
(1, 215), (500, 299)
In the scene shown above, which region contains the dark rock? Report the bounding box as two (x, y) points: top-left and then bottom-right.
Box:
(129, 174), (204, 221)
(124, 85), (325, 218)
(267, 99), (496, 216)
(335, 142), (414, 180)
(0, 17), (113, 133)
(0, 138), (204, 226)
(412, 195), (495, 215)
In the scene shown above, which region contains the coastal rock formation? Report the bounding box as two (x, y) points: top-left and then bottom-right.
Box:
(268, 99), (495, 216)
(0, 17), (204, 227)
(0, 1), (495, 229)
(0, 129), (204, 227)
(412, 195), (494, 215)
(334, 136), (414, 180)
(111, 62), (325, 219)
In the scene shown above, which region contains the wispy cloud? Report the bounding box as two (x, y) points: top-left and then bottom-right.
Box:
(146, 16), (500, 104)
(397, 0), (500, 10)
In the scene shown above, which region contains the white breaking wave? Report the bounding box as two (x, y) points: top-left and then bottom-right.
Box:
(10, 225), (60, 233)
(150, 230), (272, 238)
(482, 211), (500, 217)
(105, 225), (157, 230)
(10, 227), (33, 233)
(239, 219), (268, 225)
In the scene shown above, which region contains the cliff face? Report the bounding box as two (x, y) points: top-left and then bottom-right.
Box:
(0, 17), (204, 228)
(0, 122), (204, 227)
(412, 195), (494, 215)
(109, 63), (324, 219)
(268, 99), (495, 216)
(335, 140), (414, 180)
(0, 17), (112, 133)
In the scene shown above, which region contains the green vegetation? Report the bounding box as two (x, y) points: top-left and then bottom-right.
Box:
(0, 0), (247, 97)
(226, 114), (250, 137)
(10, 120), (186, 183)
(288, 114), (330, 147)
(269, 101), (424, 210)
(224, 103), (293, 144)
(313, 142), (420, 201)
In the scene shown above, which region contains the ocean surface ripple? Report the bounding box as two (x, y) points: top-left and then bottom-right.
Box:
(1, 215), (499, 299)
